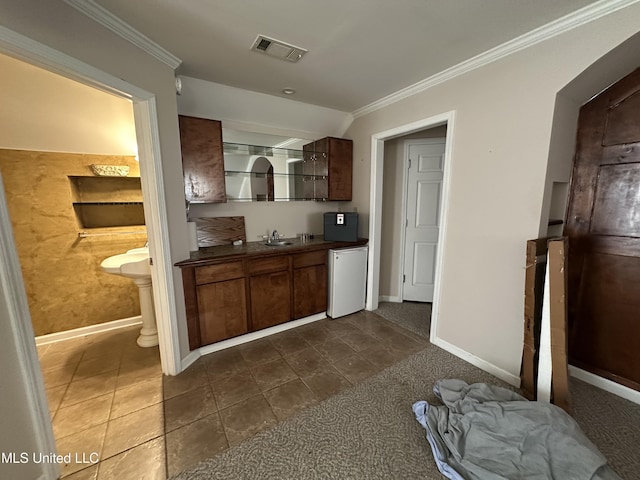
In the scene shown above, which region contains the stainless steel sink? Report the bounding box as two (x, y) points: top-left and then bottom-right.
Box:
(264, 240), (293, 246)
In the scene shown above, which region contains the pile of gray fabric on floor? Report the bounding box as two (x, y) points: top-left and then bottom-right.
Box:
(413, 379), (620, 480)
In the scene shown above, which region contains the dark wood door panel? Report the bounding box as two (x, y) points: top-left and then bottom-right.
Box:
(197, 278), (248, 345)
(293, 265), (327, 319)
(328, 138), (352, 201)
(590, 164), (640, 237)
(571, 255), (640, 386)
(250, 271), (291, 330)
(601, 143), (640, 165)
(179, 115), (226, 203)
(603, 91), (640, 146)
(565, 65), (640, 390)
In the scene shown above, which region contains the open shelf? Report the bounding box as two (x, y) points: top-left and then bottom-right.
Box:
(69, 175), (145, 228)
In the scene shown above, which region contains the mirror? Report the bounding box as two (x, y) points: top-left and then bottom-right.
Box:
(222, 129), (314, 202)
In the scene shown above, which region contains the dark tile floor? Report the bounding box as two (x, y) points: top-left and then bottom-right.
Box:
(39, 310), (429, 479)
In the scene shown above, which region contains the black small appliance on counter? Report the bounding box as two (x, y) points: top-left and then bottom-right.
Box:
(323, 212), (358, 242)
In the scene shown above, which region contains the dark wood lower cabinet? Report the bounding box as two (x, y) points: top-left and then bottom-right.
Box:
(197, 278), (248, 345)
(250, 271), (291, 330)
(293, 264), (327, 319)
(177, 241), (365, 349)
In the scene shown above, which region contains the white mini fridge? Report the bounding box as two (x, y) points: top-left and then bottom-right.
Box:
(327, 246), (368, 318)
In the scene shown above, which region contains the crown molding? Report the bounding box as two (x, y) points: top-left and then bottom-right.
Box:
(353, 0), (640, 118)
(64, 0), (182, 69)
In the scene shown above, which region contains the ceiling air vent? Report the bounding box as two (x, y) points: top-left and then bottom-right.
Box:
(251, 35), (307, 63)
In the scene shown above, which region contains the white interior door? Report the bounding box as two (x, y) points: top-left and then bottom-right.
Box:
(402, 140), (445, 302)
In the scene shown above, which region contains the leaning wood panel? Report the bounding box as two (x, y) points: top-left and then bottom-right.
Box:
(547, 238), (572, 414)
(194, 216), (246, 247)
(521, 238), (549, 400)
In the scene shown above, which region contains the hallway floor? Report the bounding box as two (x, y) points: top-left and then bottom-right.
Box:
(39, 310), (429, 479)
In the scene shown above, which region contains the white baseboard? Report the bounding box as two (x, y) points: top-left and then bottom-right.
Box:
(569, 365), (640, 405)
(180, 349), (201, 372)
(430, 335), (521, 387)
(35, 316), (142, 346)
(178, 312), (327, 374)
(378, 295), (402, 303)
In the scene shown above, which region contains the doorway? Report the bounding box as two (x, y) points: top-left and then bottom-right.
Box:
(0, 32), (179, 375)
(367, 111), (455, 345)
(401, 138), (446, 303)
(0, 54), (148, 346)
(0, 27), (179, 475)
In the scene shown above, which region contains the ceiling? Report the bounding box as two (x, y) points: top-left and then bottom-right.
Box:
(89, 0), (602, 112)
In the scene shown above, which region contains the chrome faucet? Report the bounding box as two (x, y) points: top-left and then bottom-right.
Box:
(271, 230), (280, 242)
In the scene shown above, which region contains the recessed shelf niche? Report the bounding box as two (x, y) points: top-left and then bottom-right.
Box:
(69, 175), (145, 229)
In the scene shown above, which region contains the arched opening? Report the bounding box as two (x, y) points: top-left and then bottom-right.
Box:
(250, 156), (275, 201)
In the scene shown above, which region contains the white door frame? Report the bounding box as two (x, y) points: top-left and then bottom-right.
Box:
(366, 111), (455, 344)
(0, 27), (181, 475)
(398, 137), (446, 302)
(0, 26), (180, 375)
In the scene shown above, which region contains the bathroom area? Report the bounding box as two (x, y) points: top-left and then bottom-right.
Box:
(0, 52), (148, 342)
(0, 52), (168, 477)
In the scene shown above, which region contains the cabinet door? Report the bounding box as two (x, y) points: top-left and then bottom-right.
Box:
(179, 115), (226, 203)
(327, 137), (352, 201)
(250, 271), (291, 330)
(197, 278), (247, 345)
(302, 137), (352, 201)
(302, 142), (316, 200)
(293, 264), (327, 319)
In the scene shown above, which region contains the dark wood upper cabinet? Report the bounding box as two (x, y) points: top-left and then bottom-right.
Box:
(303, 137), (353, 201)
(178, 115), (226, 204)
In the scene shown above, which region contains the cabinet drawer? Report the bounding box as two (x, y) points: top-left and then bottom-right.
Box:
(195, 262), (244, 285)
(293, 250), (327, 269)
(248, 255), (289, 276)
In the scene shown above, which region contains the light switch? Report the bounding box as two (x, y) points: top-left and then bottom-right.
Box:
(337, 213), (345, 225)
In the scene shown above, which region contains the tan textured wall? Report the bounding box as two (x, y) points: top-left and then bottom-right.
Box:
(0, 149), (147, 336)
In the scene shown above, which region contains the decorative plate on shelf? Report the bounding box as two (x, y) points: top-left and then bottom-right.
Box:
(90, 164), (130, 176)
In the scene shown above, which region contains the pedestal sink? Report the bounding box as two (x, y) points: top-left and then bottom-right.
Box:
(100, 247), (158, 348)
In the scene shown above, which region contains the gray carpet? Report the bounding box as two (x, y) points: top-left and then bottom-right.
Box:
(374, 301), (431, 339)
(172, 341), (640, 480)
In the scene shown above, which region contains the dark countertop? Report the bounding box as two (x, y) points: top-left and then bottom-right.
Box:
(175, 237), (368, 267)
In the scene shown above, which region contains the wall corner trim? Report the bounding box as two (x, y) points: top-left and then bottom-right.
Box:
(352, 0), (640, 118)
(63, 0), (182, 69)
(430, 335), (522, 387)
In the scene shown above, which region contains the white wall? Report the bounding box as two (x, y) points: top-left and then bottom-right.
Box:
(0, 274), (53, 480)
(0, 53), (136, 154)
(178, 76), (353, 140)
(345, 4), (640, 381)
